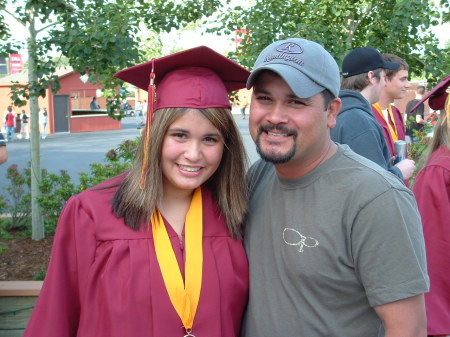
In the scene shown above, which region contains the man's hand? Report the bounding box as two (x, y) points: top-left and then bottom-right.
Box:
(395, 158), (415, 180)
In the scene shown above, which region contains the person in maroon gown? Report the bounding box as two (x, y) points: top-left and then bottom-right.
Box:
(24, 46), (250, 337)
(412, 75), (450, 337)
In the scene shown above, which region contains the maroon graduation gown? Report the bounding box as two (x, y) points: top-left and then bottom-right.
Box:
(413, 145), (450, 334)
(23, 174), (249, 337)
(372, 104), (406, 157)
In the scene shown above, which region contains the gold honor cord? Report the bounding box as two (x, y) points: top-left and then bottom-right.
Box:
(372, 103), (399, 143)
(151, 187), (203, 336)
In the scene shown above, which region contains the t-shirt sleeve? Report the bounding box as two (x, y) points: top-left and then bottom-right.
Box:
(351, 187), (429, 307)
(24, 196), (97, 337)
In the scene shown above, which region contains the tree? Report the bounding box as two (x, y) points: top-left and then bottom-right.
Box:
(209, 0), (449, 85)
(0, 0), (222, 240)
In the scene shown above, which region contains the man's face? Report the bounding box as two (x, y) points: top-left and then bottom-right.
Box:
(249, 72), (339, 173)
(370, 70), (387, 104)
(385, 69), (411, 100)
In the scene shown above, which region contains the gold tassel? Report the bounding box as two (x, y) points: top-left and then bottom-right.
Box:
(140, 60), (156, 189)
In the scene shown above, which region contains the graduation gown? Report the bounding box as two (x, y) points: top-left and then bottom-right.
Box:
(413, 145), (450, 334)
(23, 174), (249, 337)
(372, 104), (406, 157)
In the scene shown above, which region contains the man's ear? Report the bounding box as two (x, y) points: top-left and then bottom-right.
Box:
(327, 97), (342, 129)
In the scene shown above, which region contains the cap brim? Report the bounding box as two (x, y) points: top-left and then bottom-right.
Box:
(247, 64), (325, 99)
(383, 61), (400, 70)
(410, 74), (450, 112)
(115, 46), (250, 92)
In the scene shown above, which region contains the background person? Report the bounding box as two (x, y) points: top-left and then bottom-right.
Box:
(406, 85), (427, 142)
(21, 110), (29, 139)
(14, 111), (22, 139)
(241, 37), (429, 337)
(24, 46), (250, 337)
(90, 96), (100, 109)
(330, 46), (415, 181)
(412, 75), (450, 337)
(371, 53), (410, 157)
(4, 106), (15, 141)
(39, 107), (48, 139)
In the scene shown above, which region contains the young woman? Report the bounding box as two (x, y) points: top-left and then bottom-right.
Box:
(412, 75), (450, 337)
(24, 46), (250, 337)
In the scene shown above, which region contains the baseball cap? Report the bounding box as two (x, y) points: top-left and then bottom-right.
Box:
(246, 38), (340, 98)
(342, 46), (400, 78)
(410, 75), (450, 112)
(114, 46), (250, 111)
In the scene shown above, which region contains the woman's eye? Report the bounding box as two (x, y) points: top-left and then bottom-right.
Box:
(204, 137), (218, 143)
(173, 133), (187, 139)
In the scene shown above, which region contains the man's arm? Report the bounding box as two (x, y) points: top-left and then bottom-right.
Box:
(0, 146), (7, 164)
(374, 294), (427, 337)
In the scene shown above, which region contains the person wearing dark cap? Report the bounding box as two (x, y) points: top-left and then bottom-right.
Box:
(412, 75), (450, 337)
(330, 46), (416, 182)
(241, 38), (428, 337)
(24, 46), (250, 337)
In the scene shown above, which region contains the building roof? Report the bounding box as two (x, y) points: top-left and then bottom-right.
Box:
(0, 66), (74, 84)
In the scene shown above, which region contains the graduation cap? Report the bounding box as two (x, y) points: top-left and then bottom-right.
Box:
(410, 75), (450, 112)
(114, 46), (250, 188)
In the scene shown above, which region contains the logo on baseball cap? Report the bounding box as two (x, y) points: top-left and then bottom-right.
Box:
(342, 46), (400, 78)
(246, 38), (340, 98)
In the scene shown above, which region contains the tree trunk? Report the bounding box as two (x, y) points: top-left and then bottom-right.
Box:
(26, 11), (44, 240)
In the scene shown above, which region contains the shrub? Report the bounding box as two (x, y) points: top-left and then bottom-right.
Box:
(2, 164), (31, 230)
(0, 137), (140, 236)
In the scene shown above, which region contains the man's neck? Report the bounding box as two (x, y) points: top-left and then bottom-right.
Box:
(377, 91), (393, 110)
(359, 86), (378, 105)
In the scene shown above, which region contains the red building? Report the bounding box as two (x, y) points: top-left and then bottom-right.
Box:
(0, 67), (121, 134)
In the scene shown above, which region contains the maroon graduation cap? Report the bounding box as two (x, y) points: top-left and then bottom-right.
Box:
(410, 75), (450, 112)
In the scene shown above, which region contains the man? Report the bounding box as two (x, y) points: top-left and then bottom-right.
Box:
(405, 85), (427, 142)
(330, 47), (415, 181)
(90, 97), (100, 110)
(241, 38), (429, 337)
(0, 132), (7, 164)
(371, 54), (410, 156)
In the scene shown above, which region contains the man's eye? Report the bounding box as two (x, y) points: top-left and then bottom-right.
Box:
(256, 95), (271, 101)
(290, 99), (305, 105)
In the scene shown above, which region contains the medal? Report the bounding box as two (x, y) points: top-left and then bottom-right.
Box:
(184, 328), (196, 337)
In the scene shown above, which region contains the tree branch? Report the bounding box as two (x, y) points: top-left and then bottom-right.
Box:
(0, 6), (26, 26)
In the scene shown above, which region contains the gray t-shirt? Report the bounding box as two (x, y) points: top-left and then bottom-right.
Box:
(241, 144), (429, 337)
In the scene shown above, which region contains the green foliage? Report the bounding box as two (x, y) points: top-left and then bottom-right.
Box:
(1, 0), (225, 116)
(209, 0), (449, 86)
(33, 269), (46, 280)
(0, 137), (139, 236)
(2, 164), (32, 231)
(38, 170), (76, 234)
(77, 138), (138, 191)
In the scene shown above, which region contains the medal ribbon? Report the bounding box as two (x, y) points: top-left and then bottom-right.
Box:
(151, 187), (203, 332)
(373, 103), (399, 143)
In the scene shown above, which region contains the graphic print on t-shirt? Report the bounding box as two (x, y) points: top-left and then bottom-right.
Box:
(283, 227), (319, 253)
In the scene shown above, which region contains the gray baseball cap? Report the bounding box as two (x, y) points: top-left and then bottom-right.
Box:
(246, 38), (340, 98)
